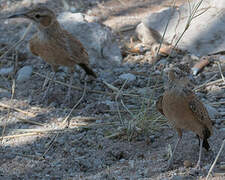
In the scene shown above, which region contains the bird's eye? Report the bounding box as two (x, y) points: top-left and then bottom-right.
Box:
(35, 14), (41, 19)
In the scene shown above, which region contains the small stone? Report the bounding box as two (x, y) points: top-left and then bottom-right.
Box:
(0, 66), (14, 76)
(119, 73), (136, 82)
(183, 160), (192, 168)
(204, 103), (220, 119)
(219, 163), (225, 170)
(16, 65), (33, 82)
(70, 7), (77, 13)
(0, 88), (11, 98)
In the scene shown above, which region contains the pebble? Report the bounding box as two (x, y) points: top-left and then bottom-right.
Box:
(0, 66), (14, 76)
(219, 163), (225, 170)
(204, 103), (220, 119)
(119, 73), (136, 82)
(16, 65), (33, 83)
(183, 160), (192, 168)
(0, 88), (11, 98)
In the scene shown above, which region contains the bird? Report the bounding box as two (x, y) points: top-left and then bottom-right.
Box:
(156, 67), (213, 169)
(8, 5), (97, 102)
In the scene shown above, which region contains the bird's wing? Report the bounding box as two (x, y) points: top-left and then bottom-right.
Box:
(188, 94), (213, 132)
(62, 30), (89, 65)
(29, 34), (40, 56)
(156, 95), (164, 116)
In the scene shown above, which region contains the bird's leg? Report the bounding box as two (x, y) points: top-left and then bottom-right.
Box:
(42, 65), (58, 102)
(167, 129), (182, 170)
(65, 68), (74, 104)
(42, 71), (56, 101)
(196, 139), (203, 169)
(167, 136), (182, 169)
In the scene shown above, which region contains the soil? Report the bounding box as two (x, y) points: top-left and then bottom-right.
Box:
(0, 0), (225, 179)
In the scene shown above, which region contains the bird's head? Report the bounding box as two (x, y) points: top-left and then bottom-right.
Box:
(164, 64), (195, 89)
(164, 67), (185, 81)
(8, 5), (57, 28)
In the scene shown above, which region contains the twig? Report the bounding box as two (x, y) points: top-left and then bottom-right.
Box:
(2, 121), (120, 140)
(194, 76), (222, 91)
(0, 102), (36, 117)
(70, 116), (98, 122)
(115, 79), (128, 126)
(34, 72), (143, 98)
(105, 131), (125, 139)
(0, 23), (32, 61)
(102, 80), (119, 92)
(1, 51), (17, 142)
(206, 139), (225, 179)
(62, 81), (87, 127)
(156, 0), (176, 58)
(2, 132), (42, 139)
(217, 62), (225, 83)
(41, 133), (59, 159)
(16, 117), (45, 126)
(41, 82), (87, 158)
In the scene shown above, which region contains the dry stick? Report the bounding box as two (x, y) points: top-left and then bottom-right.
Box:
(194, 75), (222, 91)
(102, 80), (119, 92)
(41, 133), (59, 159)
(0, 23), (33, 142)
(2, 122), (118, 140)
(156, 0), (176, 57)
(115, 79), (128, 126)
(206, 139), (225, 179)
(16, 117), (45, 126)
(1, 51), (17, 142)
(217, 62), (225, 83)
(34, 72), (143, 99)
(2, 132), (41, 139)
(0, 23), (32, 61)
(41, 82), (87, 159)
(0, 102), (36, 117)
(62, 80), (87, 127)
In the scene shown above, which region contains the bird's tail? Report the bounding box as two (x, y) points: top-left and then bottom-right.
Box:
(202, 127), (211, 151)
(203, 138), (210, 151)
(79, 63), (97, 78)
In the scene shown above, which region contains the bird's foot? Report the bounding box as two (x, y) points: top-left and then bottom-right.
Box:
(166, 158), (174, 171)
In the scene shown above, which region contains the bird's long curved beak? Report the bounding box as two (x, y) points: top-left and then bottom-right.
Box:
(7, 13), (28, 19)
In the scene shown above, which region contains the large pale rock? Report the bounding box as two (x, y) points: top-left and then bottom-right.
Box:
(137, 0), (225, 56)
(57, 12), (122, 68)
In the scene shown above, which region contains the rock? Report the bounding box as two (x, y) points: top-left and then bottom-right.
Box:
(0, 88), (11, 98)
(135, 23), (162, 45)
(139, 0), (225, 56)
(204, 103), (220, 119)
(183, 160), (192, 168)
(119, 73), (136, 82)
(16, 65), (33, 83)
(57, 12), (122, 69)
(0, 66), (14, 76)
(219, 162), (225, 170)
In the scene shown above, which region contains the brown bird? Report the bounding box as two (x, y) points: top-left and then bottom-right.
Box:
(156, 67), (213, 169)
(8, 5), (97, 102)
